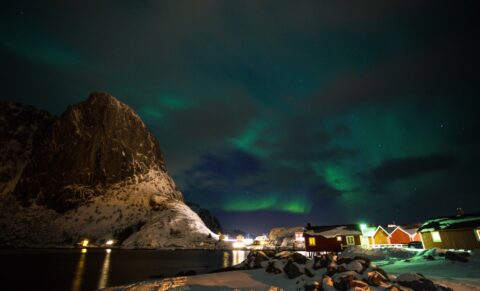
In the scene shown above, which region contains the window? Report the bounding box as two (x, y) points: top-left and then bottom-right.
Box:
(475, 229), (480, 241)
(308, 237), (316, 246)
(431, 231), (442, 242)
(346, 236), (355, 245)
(336, 236), (342, 241)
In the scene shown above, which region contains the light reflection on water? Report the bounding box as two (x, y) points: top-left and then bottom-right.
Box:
(97, 249), (111, 289)
(222, 251), (230, 268)
(232, 250), (246, 266)
(67, 249), (250, 290)
(222, 250), (248, 268)
(71, 249), (87, 291)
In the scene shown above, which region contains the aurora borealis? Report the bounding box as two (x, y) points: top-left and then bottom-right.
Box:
(1, 1), (479, 233)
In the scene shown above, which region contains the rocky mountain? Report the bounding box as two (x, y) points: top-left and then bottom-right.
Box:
(186, 202), (222, 234)
(0, 93), (217, 248)
(0, 102), (53, 197)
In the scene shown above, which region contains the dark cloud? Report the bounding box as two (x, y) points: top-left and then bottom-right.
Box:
(184, 150), (262, 181)
(372, 154), (457, 182)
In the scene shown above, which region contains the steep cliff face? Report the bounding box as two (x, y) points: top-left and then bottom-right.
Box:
(14, 92), (180, 212)
(0, 102), (54, 197)
(0, 93), (217, 248)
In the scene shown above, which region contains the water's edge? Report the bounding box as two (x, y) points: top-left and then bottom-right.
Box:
(0, 248), (249, 291)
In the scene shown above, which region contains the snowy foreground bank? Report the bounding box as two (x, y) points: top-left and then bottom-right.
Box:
(105, 248), (480, 291)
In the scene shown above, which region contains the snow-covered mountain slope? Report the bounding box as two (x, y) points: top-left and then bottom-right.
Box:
(0, 93), (218, 248)
(186, 201), (223, 234)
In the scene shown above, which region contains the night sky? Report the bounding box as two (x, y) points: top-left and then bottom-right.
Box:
(1, 1), (479, 234)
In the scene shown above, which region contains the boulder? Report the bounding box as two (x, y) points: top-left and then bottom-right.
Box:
(333, 273), (355, 290)
(354, 256), (372, 266)
(349, 279), (370, 290)
(332, 270), (362, 282)
(304, 267), (315, 277)
(313, 255), (329, 269)
(304, 280), (321, 291)
(326, 264), (337, 276)
(283, 260), (304, 279)
(367, 270), (388, 286)
(321, 275), (336, 291)
(337, 265), (346, 273)
(275, 251), (293, 259)
(266, 260), (283, 274)
(445, 251), (469, 263)
(369, 267), (389, 280)
(291, 252), (308, 264)
(395, 273), (436, 291)
(343, 260), (364, 273)
(247, 251), (271, 268)
(337, 257), (353, 265)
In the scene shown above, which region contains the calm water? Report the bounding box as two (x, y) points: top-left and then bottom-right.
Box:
(0, 248), (249, 291)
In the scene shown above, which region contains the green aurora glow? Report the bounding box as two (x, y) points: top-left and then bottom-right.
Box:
(1, 1), (478, 229)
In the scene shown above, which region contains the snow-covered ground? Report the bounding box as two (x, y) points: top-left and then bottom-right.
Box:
(378, 250), (480, 290)
(106, 248), (480, 291)
(105, 269), (294, 291)
(341, 246), (480, 290)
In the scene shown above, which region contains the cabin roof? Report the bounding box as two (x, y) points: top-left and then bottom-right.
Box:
(377, 225), (397, 234)
(399, 223), (422, 235)
(304, 224), (362, 238)
(418, 213), (480, 232)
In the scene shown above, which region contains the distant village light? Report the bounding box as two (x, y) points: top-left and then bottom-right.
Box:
(106, 240), (114, 246)
(82, 239), (89, 247)
(243, 238), (253, 245)
(232, 241), (245, 249)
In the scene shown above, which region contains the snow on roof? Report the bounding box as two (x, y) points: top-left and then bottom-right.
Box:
(378, 225), (397, 234)
(418, 213), (480, 232)
(402, 228), (419, 236)
(399, 223), (421, 235)
(304, 225), (361, 238)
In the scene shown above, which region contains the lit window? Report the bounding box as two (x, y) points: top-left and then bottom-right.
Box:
(336, 236), (342, 241)
(346, 236), (355, 245)
(475, 229), (480, 241)
(431, 231), (442, 242)
(308, 237), (316, 246)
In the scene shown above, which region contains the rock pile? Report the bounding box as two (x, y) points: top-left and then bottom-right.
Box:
(237, 251), (452, 291)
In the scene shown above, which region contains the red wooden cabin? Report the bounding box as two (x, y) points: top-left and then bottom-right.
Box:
(390, 224), (422, 244)
(303, 224), (362, 253)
